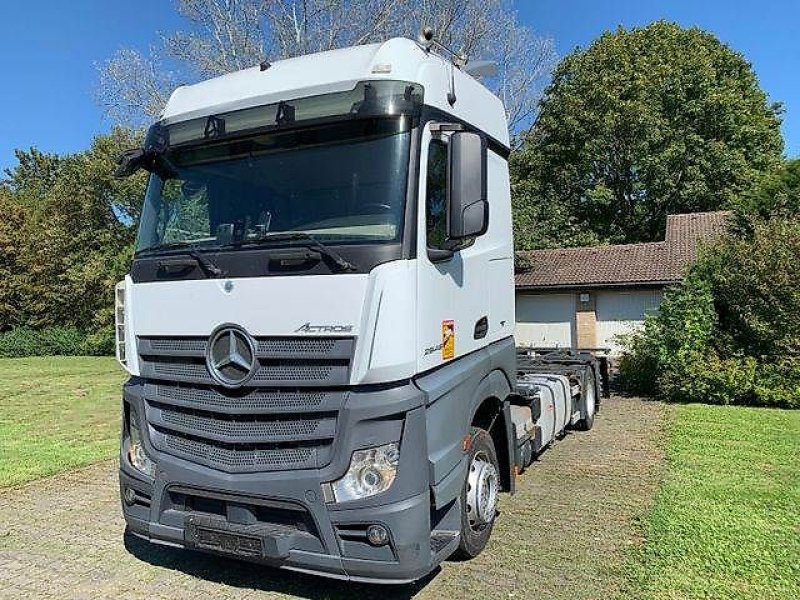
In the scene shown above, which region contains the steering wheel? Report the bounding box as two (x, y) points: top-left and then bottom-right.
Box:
(362, 202), (392, 213)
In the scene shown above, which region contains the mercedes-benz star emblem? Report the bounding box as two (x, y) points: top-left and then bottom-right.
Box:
(206, 325), (258, 388)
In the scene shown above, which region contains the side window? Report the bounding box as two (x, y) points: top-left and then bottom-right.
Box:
(426, 139), (448, 249)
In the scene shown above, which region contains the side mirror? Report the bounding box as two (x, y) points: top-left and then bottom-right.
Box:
(115, 124), (172, 179)
(115, 148), (147, 178)
(448, 131), (488, 241)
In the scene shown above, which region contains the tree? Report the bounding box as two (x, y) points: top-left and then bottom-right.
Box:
(618, 159), (800, 408)
(97, 0), (556, 130)
(732, 158), (800, 234)
(0, 190), (27, 330)
(511, 21), (784, 250)
(0, 130), (146, 332)
(619, 218), (800, 408)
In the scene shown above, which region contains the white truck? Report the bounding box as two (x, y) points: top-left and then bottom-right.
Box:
(114, 34), (602, 584)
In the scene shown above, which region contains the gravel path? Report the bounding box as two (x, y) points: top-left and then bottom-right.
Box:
(0, 396), (667, 600)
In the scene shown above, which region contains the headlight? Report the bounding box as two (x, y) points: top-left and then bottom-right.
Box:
(127, 408), (156, 477)
(326, 443), (399, 503)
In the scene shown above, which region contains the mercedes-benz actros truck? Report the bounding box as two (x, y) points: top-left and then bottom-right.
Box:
(114, 34), (601, 584)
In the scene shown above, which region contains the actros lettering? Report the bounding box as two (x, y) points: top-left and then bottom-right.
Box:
(295, 322), (354, 333)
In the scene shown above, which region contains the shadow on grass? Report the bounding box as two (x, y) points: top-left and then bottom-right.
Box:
(124, 529), (436, 599)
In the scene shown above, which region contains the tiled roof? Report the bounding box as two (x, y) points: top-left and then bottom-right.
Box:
(515, 211), (731, 289)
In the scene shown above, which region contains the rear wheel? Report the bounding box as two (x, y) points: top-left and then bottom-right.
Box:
(576, 369), (596, 431)
(454, 427), (500, 559)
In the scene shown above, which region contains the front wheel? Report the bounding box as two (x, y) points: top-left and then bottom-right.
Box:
(453, 427), (500, 559)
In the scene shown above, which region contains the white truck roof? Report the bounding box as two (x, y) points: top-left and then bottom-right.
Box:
(161, 37), (510, 148)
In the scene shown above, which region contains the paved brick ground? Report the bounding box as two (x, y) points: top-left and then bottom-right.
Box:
(0, 396), (667, 600)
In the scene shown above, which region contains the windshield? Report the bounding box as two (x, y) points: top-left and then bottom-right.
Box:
(135, 117), (412, 254)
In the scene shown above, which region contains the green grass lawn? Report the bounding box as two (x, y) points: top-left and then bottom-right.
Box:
(0, 356), (125, 488)
(629, 403), (800, 600)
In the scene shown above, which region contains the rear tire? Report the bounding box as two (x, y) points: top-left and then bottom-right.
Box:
(453, 427), (500, 559)
(576, 369), (596, 431)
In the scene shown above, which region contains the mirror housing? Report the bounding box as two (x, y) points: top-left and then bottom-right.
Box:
(448, 131), (488, 242)
(114, 148), (147, 178)
(114, 123), (172, 179)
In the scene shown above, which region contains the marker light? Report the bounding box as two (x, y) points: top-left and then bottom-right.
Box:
(115, 280), (127, 367)
(328, 443), (399, 503)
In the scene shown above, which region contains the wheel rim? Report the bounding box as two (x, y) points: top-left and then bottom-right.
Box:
(585, 375), (596, 417)
(465, 450), (499, 531)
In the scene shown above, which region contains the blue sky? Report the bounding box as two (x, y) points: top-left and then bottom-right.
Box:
(1, 1), (798, 173)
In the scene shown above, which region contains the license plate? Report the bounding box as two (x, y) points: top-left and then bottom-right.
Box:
(192, 526), (263, 558)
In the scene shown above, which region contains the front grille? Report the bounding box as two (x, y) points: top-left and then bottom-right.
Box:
(152, 361), (209, 379)
(162, 434), (321, 469)
(154, 385), (329, 413)
(137, 335), (353, 473)
(252, 364), (335, 383)
(257, 339), (336, 354)
(149, 338), (207, 353)
(141, 357), (350, 387)
(153, 403), (335, 442)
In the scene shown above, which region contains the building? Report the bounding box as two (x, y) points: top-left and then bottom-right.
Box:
(514, 211), (730, 354)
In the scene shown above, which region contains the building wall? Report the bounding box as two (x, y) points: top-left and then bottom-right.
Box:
(595, 289), (664, 353)
(514, 287), (665, 354)
(514, 293), (575, 348)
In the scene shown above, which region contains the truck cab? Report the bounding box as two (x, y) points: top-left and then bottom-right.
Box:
(116, 37), (594, 583)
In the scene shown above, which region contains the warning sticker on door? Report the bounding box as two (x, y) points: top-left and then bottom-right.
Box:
(442, 320), (455, 360)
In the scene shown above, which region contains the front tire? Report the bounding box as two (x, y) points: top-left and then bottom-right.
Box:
(454, 427), (500, 559)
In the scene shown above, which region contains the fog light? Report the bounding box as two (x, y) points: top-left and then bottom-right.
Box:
(366, 524), (389, 547)
(123, 486), (137, 506)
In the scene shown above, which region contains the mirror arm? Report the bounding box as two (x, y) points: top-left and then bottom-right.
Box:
(114, 148), (177, 179)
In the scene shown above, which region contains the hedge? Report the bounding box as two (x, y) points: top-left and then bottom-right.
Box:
(0, 326), (115, 358)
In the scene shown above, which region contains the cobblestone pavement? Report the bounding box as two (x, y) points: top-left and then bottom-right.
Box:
(0, 396), (667, 600)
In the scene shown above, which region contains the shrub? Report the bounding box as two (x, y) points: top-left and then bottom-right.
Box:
(753, 360), (800, 408)
(703, 218), (800, 359)
(80, 326), (116, 357)
(618, 272), (716, 396)
(0, 326), (87, 357)
(619, 217), (799, 408)
(658, 351), (758, 406)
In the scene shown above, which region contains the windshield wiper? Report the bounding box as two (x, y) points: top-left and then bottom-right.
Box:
(185, 249), (225, 278)
(235, 232), (358, 272)
(136, 243), (225, 278)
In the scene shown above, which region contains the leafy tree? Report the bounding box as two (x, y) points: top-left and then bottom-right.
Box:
(619, 159), (800, 411)
(732, 158), (800, 234)
(511, 21), (784, 250)
(97, 0), (556, 131)
(0, 130), (146, 334)
(2, 148), (64, 211)
(620, 219), (800, 408)
(702, 218), (800, 360)
(0, 190), (28, 330)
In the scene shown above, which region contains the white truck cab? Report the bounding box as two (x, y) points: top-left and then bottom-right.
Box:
(115, 37), (599, 583)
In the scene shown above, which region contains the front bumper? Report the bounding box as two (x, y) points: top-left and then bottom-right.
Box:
(119, 379), (452, 584)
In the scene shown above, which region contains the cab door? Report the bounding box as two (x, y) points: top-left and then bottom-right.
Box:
(415, 124), (492, 373)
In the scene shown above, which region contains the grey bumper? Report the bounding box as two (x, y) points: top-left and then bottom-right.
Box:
(119, 378), (449, 584)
